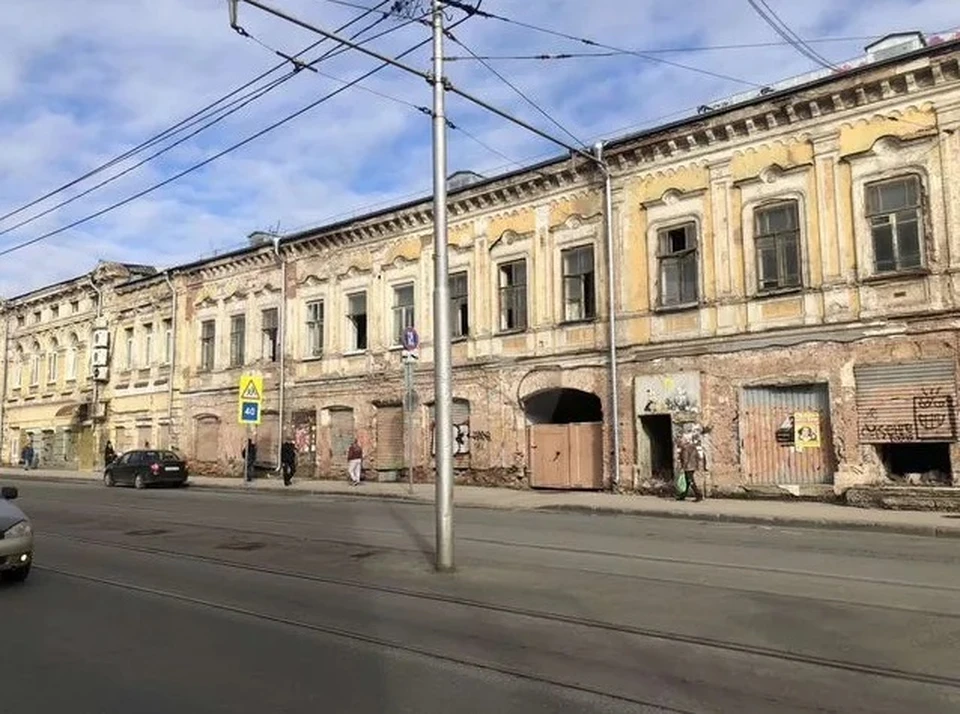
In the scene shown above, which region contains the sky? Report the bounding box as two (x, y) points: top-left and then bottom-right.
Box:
(0, 0), (958, 296)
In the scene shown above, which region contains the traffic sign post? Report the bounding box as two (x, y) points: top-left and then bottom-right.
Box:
(238, 375), (264, 483)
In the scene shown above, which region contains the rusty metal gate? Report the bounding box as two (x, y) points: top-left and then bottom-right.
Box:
(855, 360), (957, 443)
(375, 405), (404, 471)
(529, 423), (603, 489)
(740, 384), (834, 485)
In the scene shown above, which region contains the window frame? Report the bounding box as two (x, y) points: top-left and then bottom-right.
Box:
(346, 292), (368, 352)
(656, 222), (700, 308)
(66, 335), (79, 382)
(864, 174), (925, 275)
(124, 327), (135, 371)
(199, 319), (216, 372)
(498, 259), (528, 333)
(560, 244), (597, 323)
(162, 319), (173, 365)
(229, 314), (246, 368)
(47, 340), (59, 384)
(391, 283), (416, 346)
(261, 308), (279, 362)
(305, 300), (325, 358)
(450, 271), (469, 339)
(143, 323), (154, 366)
(753, 200), (803, 293)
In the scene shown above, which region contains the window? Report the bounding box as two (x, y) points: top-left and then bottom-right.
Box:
(261, 308), (279, 362)
(29, 342), (41, 386)
(70, 300), (80, 314)
(13, 348), (24, 389)
(499, 260), (528, 331)
(305, 300), (324, 357)
(200, 320), (216, 371)
(562, 245), (596, 321)
(51, 305), (59, 319)
(347, 293), (368, 351)
(229, 314), (246, 367)
(32, 311), (41, 324)
(392, 284), (415, 345)
(16, 315), (25, 328)
(162, 319), (172, 365)
(47, 339), (59, 383)
(450, 272), (469, 338)
(866, 176), (923, 273)
(755, 202), (802, 291)
(657, 223), (699, 306)
(124, 327), (135, 370)
(66, 334), (79, 381)
(143, 323), (153, 366)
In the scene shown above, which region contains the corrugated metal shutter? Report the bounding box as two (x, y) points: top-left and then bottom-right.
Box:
(856, 360), (957, 443)
(329, 409), (353, 468)
(741, 384), (834, 485)
(376, 405), (404, 470)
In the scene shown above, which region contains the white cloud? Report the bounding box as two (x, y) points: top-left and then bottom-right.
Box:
(0, 0), (957, 295)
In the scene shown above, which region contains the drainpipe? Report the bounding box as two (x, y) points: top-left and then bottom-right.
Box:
(163, 270), (177, 444)
(0, 304), (9, 465)
(594, 142), (622, 491)
(88, 275), (104, 466)
(273, 236), (286, 470)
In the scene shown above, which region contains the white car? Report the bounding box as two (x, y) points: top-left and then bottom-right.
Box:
(0, 486), (33, 583)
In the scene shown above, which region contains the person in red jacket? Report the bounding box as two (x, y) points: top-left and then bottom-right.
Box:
(347, 438), (363, 486)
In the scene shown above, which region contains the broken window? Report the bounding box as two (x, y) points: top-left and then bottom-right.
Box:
(562, 245), (596, 321)
(657, 223), (698, 306)
(755, 201), (802, 291)
(450, 271), (469, 338)
(305, 300), (324, 357)
(498, 259), (527, 331)
(392, 284), (415, 345)
(866, 175), (923, 273)
(347, 292), (367, 351)
(261, 308), (279, 362)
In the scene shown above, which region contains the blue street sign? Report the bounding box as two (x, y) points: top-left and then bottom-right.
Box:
(402, 326), (419, 351)
(240, 401), (260, 424)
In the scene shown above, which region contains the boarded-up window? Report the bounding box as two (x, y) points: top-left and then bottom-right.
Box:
(136, 424), (152, 449)
(376, 405), (403, 470)
(114, 426), (129, 454)
(157, 424), (171, 450)
(330, 408), (354, 468)
(195, 417), (220, 462)
(259, 412), (280, 467)
(431, 398), (471, 456)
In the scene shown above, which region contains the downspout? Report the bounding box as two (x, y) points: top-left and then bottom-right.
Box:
(163, 270), (177, 443)
(594, 142), (622, 491)
(273, 236), (286, 470)
(88, 276), (104, 466)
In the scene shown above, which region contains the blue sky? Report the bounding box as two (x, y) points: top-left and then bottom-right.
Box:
(0, 0), (958, 295)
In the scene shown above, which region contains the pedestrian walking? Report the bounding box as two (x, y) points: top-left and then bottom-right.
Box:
(241, 439), (257, 483)
(347, 438), (363, 486)
(21, 440), (34, 471)
(280, 440), (297, 487)
(676, 434), (703, 502)
(103, 440), (116, 466)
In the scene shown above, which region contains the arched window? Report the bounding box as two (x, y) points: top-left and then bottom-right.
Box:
(12, 345), (24, 390)
(47, 337), (59, 384)
(29, 341), (41, 386)
(66, 333), (79, 381)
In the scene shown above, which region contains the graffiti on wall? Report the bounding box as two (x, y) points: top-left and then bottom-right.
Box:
(859, 387), (957, 443)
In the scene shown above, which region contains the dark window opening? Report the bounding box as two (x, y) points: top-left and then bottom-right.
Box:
(450, 272), (469, 338)
(262, 308), (279, 362)
(523, 388), (603, 425)
(877, 443), (951, 484)
(640, 414), (675, 481)
(347, 293), (368, 351)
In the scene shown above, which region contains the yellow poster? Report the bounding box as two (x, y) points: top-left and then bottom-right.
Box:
(793, 411), (821, 451)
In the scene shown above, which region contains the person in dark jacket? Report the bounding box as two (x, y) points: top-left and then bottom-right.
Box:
(21, 440), (35, 471)
(676, 434), (703, 502)
(104, 441), (116, 466)
(280, 440), (297, 487)
(241, 439), (257, 482)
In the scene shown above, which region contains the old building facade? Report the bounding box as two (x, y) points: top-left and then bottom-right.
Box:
(4, 34), (960, 494)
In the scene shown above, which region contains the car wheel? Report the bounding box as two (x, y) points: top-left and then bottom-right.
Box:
(104, 471), (114, 487)
(134, 474), (146, 490)
(2, 565), (30, 584)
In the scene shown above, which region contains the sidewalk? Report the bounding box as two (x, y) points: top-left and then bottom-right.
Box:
(4, 466), (960, 539)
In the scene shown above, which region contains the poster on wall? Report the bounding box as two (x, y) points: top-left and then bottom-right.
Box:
(793, 412), (821, 452)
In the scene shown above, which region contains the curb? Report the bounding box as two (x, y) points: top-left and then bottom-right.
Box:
(536, 504), (960, 539)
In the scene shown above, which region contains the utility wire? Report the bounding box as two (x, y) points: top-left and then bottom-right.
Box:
(746, 0), (837, 70)
(0, 13), (475, 259)
(444, 29), (587, 150)
(441, 0), (762, 87)
(0, 11), (420, 242)
(0, 1), (393, 229)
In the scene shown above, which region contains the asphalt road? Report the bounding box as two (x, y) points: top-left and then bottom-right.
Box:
(3, 479), (960, 714)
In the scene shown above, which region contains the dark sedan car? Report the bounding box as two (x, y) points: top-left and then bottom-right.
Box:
(104, 450), (189, 489)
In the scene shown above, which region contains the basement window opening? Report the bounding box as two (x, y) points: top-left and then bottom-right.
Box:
(876, 442), (951, 485)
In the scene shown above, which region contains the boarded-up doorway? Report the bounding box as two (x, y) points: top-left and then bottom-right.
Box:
(525, 388), (603, 489)
(376, 405), (404, 472)
(740, 384), (834, 485)
(293, 410), (317, 478)
(329, 408), (354, 472)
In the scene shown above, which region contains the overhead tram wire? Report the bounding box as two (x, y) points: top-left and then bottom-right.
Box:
(746, 0), (837, 70)
(0, 0), (394, 228)
(440, 0), (762, 88)
(0, 11), (479, 259)
(443, 29), (588, 151)
(0, 11), (425, 242)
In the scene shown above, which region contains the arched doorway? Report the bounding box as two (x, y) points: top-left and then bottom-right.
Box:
(524, 388), (604, 490)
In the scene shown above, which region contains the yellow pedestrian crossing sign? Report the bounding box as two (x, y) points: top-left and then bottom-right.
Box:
(238, 374), (263, 425)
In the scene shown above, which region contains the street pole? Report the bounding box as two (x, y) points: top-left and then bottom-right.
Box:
(431, 0), (454, 572)
(403, 354), (415, 495)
